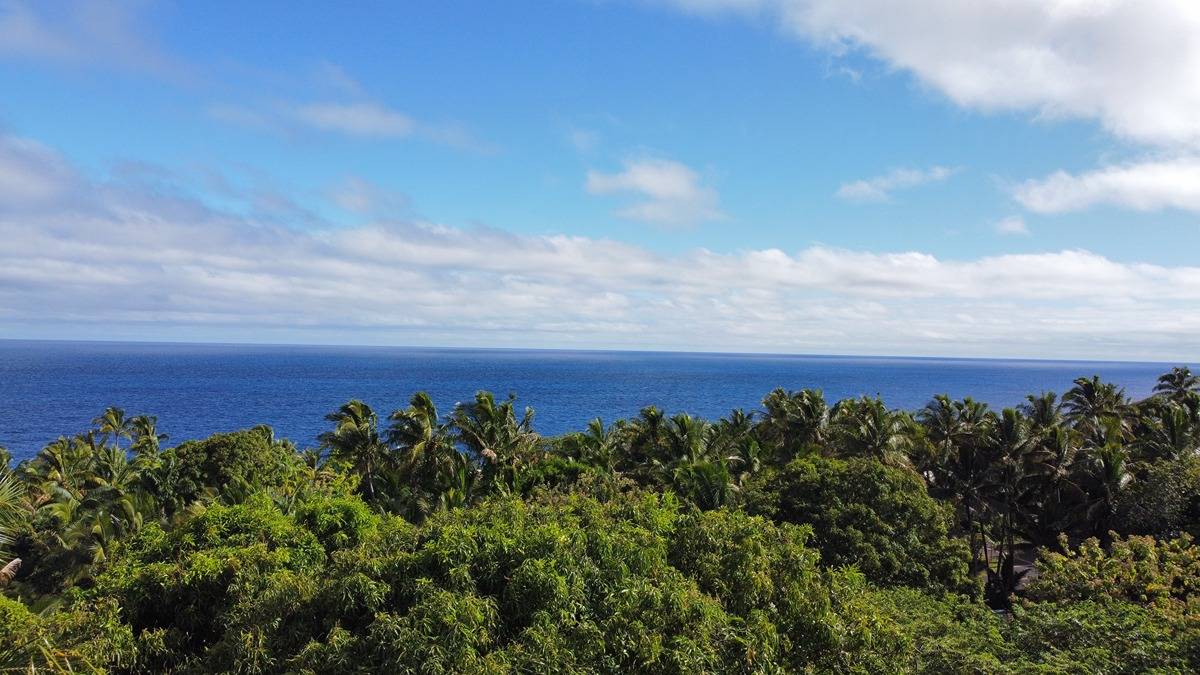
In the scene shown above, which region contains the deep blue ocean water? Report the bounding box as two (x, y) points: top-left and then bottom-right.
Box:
(0, 340), (1190, 460)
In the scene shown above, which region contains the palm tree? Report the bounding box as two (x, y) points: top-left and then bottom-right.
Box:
(561, 418), (621, 473)
(437, 451), (479, 512)
(1134, 402), (1198, 462)
(672, 461), (735, 510)
(129, 415), (167, 456)
(92, 407), (134, 451)
(1020, 423), (1085, 547)
(389, 392), (451, 474)
(625, 406), (667, 473)
(1020, 392), (1064, 434)
(388, 392), (462, 518)
(0, 470), (26, 587)
(319, 400), (389, 501)
(918, 396), (992, 469)
(1064, 376), (1129, 437)
(982, 408), (1033, 602)
(1071, 416), (1133, 542)
(757, 388), (828, 461)
(830, 396), (915, 467)
(450, 392), (540, 495)
(1154, 366), (1200, 402)
(918, 395), (995, 571)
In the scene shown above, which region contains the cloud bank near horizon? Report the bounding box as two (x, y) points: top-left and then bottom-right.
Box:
(1, 134), (1197, 361)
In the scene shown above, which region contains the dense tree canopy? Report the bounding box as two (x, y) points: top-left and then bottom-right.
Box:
(1, 365), (1200, 671)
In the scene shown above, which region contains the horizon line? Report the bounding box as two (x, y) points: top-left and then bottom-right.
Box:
(0, 336), (1190, 368)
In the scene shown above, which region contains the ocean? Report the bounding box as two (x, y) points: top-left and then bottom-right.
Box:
(0, 340), (1188, 459)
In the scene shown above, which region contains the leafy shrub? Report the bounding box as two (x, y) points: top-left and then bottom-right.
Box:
(1025, 533), (1200, 606)
(1005, 599), (1199, 673)
(294, 493), (378, 552)
(150, 427), (295, 510)
(94, 496), (324, 671)
(745, 457), (975, 594)
(1115, 456), (1200, 537)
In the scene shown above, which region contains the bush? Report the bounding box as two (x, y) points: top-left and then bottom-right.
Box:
(745, 457), (975, 595)
(1115, 456), (1200, 538)
(94, 496), (324, 671)
(294, 494), (379, 552)
(150, 427), (296, 510)
(1025, 533), (1200, 606)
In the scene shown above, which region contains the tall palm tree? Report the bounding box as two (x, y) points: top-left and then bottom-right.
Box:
(1064, 376), (1129, 437)
(319, 400), (389, 501)
(0, 470), (26, 587)
(388, 392), (463, 518)
(450, 392), (539, 494)
(757, 388), (828, 461)
(625, 406), (667, 472)
(1020, 392), (1064, 434)
(1154, 366), (1200, 402)
(983, 408), (1033, 601)
(1020, 423), (1085, 547)
(388, 392), (451, 474)
(662, 413), (713, 468)
(830, 396), (915, 467)
(918, 395), (995, 571)
(561, 418), (621, 473)
(1134, 402), (1198, 462)
(918, 396), (992, 470)
(129, 415), (167, 456)
(1071, 416), (1132, 542)
(92, 407), (134, 451)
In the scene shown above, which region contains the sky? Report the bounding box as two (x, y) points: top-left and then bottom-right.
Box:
(0, 0), (1198, 361)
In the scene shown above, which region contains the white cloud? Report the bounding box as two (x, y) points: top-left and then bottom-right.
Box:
(568, 128), (600, 152)
(1, 133), (1199, 360)
(313, 61), (364, 96)
(995, 216), (1029, 236)
(656, 0), (1200, 147)
(586, 158), (724, 225)
(836, 166), (956, 202)
(0, 0), (186, 78)
(0, 135), (76, 206)
(207, 98), (492, 150)
(327, 176), (409, 217)
(1014, 157), (1200, 214)
(291, 102), (416, 138)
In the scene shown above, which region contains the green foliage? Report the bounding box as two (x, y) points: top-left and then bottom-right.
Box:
(1026, 533), (1200, 606)
(94, 496), (324, 671)
(746, 457), (975, 594)
(153, 427), (294, 511)
(0, 594), (136, 672)
(1005, 599), (1199, 673)
(294, 493), (379, 552)
(2, 369), (1200, 672)
(1115, 456), (1200, 537)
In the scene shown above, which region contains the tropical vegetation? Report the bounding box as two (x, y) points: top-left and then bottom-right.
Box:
(1, 367), (1200, 672)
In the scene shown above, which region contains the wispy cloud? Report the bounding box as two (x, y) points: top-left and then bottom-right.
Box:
(1013, 158), (1200, 214)
(567, 128), (600, 152)
(2, 133), (1199, 359)
(586, 158), (724, 226)
(0, 0), (189, 80)
(291, 102), (416, 138)
(836, 166), (956, 202)
(327, 176), (410, 217)
(313, 61), (364, 96)
(994, 215), (1029, 236)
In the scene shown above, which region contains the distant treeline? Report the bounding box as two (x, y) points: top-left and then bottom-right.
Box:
(1, 367), (1200, 671)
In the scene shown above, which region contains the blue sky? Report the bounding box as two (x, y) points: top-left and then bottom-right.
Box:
(1, 0), (1199, 359)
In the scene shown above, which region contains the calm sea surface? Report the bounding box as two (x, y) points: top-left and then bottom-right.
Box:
(0, 340), (1189, 459)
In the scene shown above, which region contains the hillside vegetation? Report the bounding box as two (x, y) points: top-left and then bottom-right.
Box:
(2, 368), (1200, 672)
